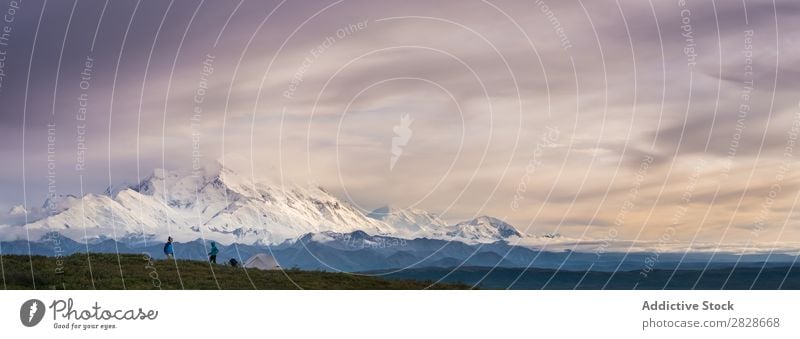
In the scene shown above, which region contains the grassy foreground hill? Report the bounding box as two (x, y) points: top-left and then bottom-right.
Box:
(1, 254), (469, 290)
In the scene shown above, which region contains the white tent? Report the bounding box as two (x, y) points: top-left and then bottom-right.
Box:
(244, 253), (281, 270)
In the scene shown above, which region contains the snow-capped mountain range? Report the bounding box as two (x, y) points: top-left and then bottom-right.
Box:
(0, 162), (527, 246)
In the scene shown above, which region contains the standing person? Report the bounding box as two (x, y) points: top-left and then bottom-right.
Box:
(208, 241), (219, 264)
(164, 236), (174, 259)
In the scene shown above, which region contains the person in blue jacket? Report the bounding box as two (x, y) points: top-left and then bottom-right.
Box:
(208, 241), (219, 264)
(164, 236), (174, 259)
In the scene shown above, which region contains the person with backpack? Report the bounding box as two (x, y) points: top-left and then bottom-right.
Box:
(208, 241), (219, 264)
(164, 236), (174, 259)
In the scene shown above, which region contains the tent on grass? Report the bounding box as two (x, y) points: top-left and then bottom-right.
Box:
(244, 253), (281, 270)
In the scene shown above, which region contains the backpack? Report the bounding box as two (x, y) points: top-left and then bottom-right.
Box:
(229, 258), (239, 267)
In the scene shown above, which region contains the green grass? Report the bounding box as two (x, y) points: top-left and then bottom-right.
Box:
(0, 254), (469, 290)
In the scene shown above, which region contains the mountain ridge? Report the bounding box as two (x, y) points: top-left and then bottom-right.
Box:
(0, 163), (524, 246)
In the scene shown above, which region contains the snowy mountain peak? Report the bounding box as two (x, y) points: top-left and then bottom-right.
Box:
(0, 165), (397, 245)
(104, 183), (137, 198)
(41, 194), (80, 212)
(134, 161), (263, 205)
(1, 205), (31, 226)
(367, 205), (447, 236)
(8, 205), (27, 216)
(446, 216), (523, 243)
(0, 163), (525, 246)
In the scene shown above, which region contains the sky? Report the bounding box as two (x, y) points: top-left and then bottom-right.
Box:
(1, 0), (800, 246)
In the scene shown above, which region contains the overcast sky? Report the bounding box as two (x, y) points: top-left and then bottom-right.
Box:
(2, 0), (800, 246)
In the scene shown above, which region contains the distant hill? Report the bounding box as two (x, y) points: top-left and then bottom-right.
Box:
(372, 266), (800, 290)
(3, 232), (798, 274)
(0, 254), (469, 290)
